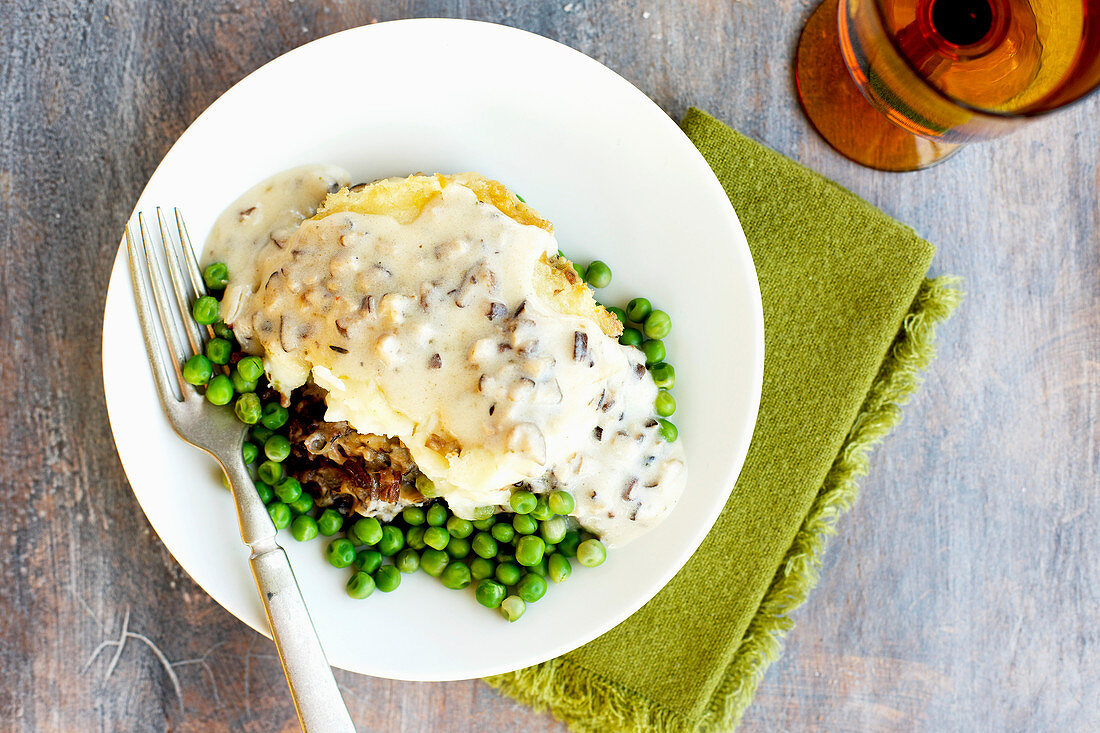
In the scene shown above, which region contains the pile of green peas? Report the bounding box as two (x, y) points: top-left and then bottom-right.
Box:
(564, 253), (679, 443)
(191, 262), (609, 622)
(323, 484), (607, 622)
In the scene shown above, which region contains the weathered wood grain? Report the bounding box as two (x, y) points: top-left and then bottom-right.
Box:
(1, 0), (1096, 730)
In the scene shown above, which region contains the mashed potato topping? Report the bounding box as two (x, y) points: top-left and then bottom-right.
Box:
(204, 166), (686, 546)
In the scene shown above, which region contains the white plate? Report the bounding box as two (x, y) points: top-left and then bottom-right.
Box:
(102, 19), (764, 681)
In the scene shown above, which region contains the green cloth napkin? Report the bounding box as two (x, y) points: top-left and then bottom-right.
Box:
(486, 109), (962, 731)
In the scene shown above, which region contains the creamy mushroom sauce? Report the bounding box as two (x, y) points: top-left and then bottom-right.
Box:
(203, 166), (687, 546)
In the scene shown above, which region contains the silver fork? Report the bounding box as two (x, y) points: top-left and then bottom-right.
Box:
(126, 209), (356, 733)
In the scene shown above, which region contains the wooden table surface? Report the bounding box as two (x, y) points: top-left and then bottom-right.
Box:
(3, 1), (1097, 730)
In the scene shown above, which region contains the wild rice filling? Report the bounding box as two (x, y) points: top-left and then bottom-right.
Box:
(280, 384), (426, 521)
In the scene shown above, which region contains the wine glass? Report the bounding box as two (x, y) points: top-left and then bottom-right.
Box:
(795, 0), (1100, 171)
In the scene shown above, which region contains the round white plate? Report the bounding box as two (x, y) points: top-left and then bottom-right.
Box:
(102, 19), (764, 681)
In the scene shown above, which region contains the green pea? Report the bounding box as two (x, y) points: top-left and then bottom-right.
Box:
(253, 481), (273, 505)
(415, 474), (439, 498)
(204, 337), (232, 365)
(626, 297), (652, 323)
(495, 561), (522, 586)
(288, 493), (314, 515)
(424, 526), (450, 551)
(326, 538), (356, 568)
(471, 532), (498, 559)
(191, 295), (220, 325)
(231, 374), (256, 401)
(500, 595), (526, 622)
(643, 309), (672, 339)
(395, 548), (420, 574)
(426, 503), (448, 526)
(212, 319), (234, 340)
(584, 260), (612, 288)
(577, 539), (607, 567)
(377, 525), (405, 557)
(619, 327), (643, 347)
(471, 505), (496, 521)
(317, 509), (343, 536)
(529, 558), (549, 577)
(548, 553), (572, 583)
(250, 424), (274, 444)
(606, 306), (627, 325)
(406, 525), (427, 550)
(509, 489), (537, 514)
(572, 262), (586, 280)
(274, 476), (302, 504)
(497, 552), (516, 565)
(233, 393), (260, 425)
(242, 442), (259, 464)
(267, 502), (291, 529)
(658, 419), (678, 442)
(260, 403), (289, 430)
(548, 490), (575, 516)
(516, 573), (547, 602)
(513, 514), (538, 536)
(290, 515), (318, 542)
(558, 530), (581, 558)
(402, 506), (426, 526)
(204, 374), (233, 405)
(470, 557), (495, 581)
(230, 369), (258, 395)
(472, 516), (496, 531)
(540, 516), (568, 545)
(375, 565), (401, 592)
(354, 549), (382, 574)
(446, 536), (470, 559)
(640, 339), (665, 366)
(236, 355), (264, 382)
(491, 523), (515, 544)
(441, 561), (472, 590)
(530, 495), (554, 521)
(420, 549), (449, 577)
(650, 362), (675, 389)
(446, 516), (473, 539)
(475, 579), (507, 609)
(655, 390), (676, 417)
(351, 517), (383, 546)
(515, 535), (546, 567)
(264, 435), (291, 462)
(202, 262), (229, 291)
(346, 571), (375, 600)
(182, 354), (214, 385)
(257, 460), (283, 486)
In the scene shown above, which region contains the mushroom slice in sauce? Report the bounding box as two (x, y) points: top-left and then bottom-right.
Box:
(573, 331), (588, 361)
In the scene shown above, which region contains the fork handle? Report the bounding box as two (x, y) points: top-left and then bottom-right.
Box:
(249, 543), (357, 733)
(223, 454), (355, 733)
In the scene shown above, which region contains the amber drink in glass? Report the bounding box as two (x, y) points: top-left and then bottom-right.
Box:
(795, 0), (1100, 170)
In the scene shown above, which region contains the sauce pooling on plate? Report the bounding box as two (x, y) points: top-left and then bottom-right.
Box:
(203, 167), (686, 546)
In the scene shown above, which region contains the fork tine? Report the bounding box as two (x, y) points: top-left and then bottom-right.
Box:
(157, 208), (207, 356)
(126, 222), (182, 404)
(175, 209), (207, 302)
(138, 212), (191, 391)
